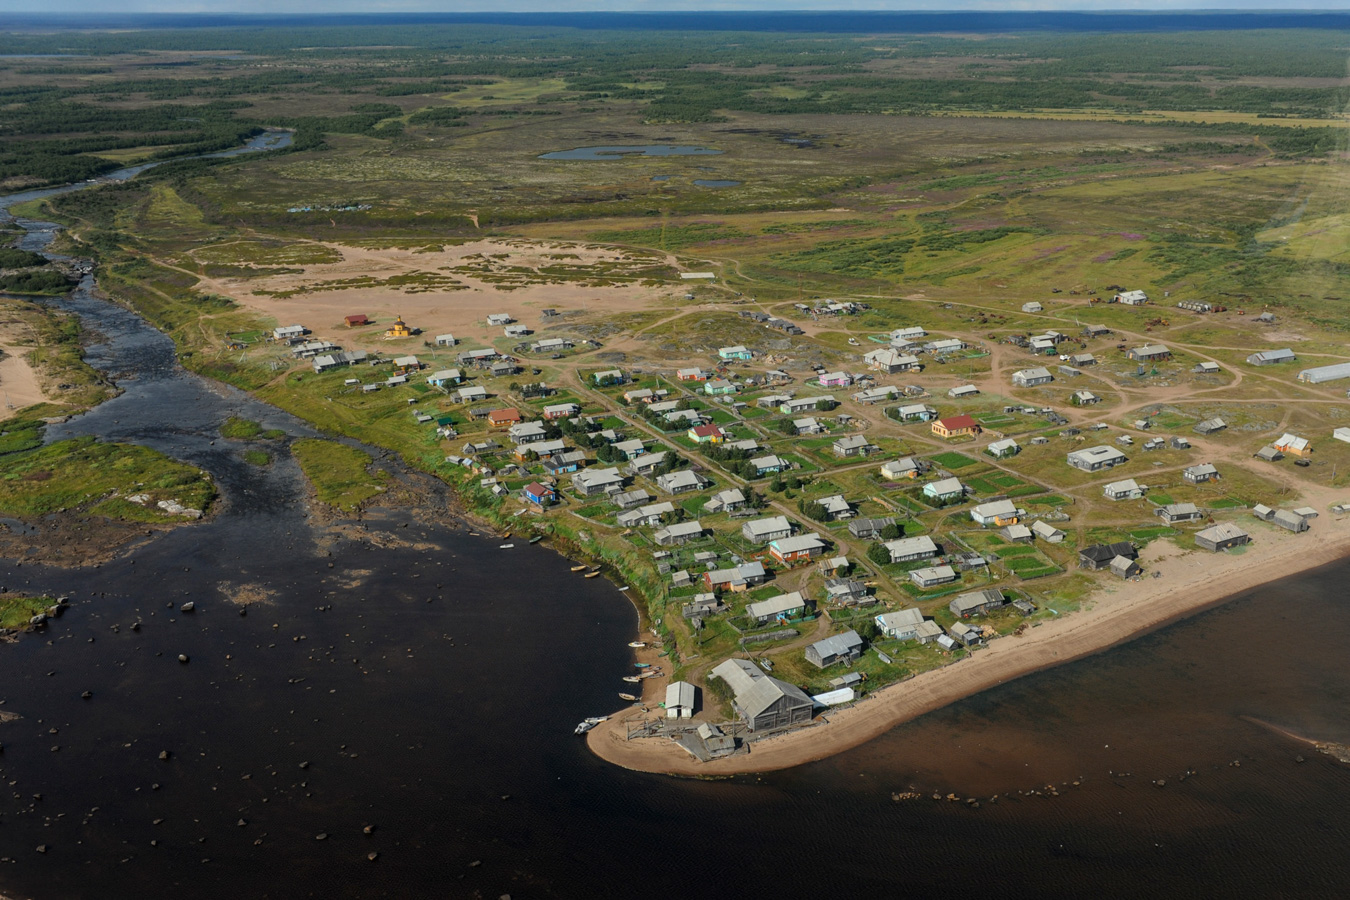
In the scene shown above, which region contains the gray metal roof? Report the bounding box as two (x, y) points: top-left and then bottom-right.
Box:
(808, 629), (864, 660)
(876, 608), (924, 630)
(1197, 522), (1248, 543)
(746, 592), (805, 619)
(885, 535), (938, 556)
(743, 515), (791, 537)
(769, 535), (824, 554)
(950, 589), (1006, 614)
(666, 681), (696, 709)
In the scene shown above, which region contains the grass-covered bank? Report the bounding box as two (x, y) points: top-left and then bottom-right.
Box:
(0, 595), (53, 630)
(291, 438), (387, 512)
(0, 432), (215, 522)
(220, 416), (284, 441)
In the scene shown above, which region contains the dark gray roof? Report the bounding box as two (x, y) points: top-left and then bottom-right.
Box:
(808, 630), (864, 660)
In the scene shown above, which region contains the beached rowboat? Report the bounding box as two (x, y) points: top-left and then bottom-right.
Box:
(622, 676), (641, 683)
(628, 641), (646, 648)
(573, 716), (608, 735)
(570, 565), (588, 572)
(618, 693), (638, 702)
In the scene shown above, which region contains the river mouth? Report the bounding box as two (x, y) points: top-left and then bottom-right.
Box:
(0, 133), (645, 899)
(538, 144), (721, 160)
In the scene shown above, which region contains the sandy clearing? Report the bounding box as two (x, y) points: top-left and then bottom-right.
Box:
(589, 491), (1350, 776)
(0, 336), (50, 410)
(193, 239), (688, 350)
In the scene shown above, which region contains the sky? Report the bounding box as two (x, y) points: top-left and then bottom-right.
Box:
(6, 1), (1350, 12)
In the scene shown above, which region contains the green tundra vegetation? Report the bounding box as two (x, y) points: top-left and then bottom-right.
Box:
(5, 19), (1350, 691)
(0, 595), (52, 630)
(0, 432), (216, 522)
(290, 438), (388, 512)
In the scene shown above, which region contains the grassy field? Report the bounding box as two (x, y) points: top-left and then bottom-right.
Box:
(290, 438), (387, 512)
(0, 436), (215, 521)
(220, 417), (286, 441)
(0, 595), (51, 630)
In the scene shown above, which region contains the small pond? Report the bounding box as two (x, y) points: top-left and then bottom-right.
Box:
(694, 179), (741, 188)
(539, 144), (721, 160)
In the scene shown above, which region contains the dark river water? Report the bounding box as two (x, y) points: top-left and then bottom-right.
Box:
(2, 138), (1349, 900)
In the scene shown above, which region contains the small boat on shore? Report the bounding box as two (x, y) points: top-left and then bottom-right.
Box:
(622, 675), (641, 683)
(618, 586), (630, 592)
(570, 564), (588, 572)
(628, 641), (646, 648)
(529, 535), (544, 544)
(618, 693), (638, 702)
(573, 715), (609, 735)
(584, 571), (602, 579)
(499, 543), (515, 549)
(634, 662), (651, 669)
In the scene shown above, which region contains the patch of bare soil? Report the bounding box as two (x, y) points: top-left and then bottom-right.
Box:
(192, 238), (683, 352)
(0, 514), (167, 568)
(218, 582), (280, 606)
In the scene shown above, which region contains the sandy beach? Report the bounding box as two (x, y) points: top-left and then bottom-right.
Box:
(588, 500), (1350, 776)
(0, 337), (49, 410)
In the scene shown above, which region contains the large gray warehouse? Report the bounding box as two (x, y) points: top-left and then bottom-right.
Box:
(1297, 362), (1350, 384)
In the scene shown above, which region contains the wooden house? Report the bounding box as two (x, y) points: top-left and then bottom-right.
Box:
(805, 630), (864, 669)
(488, 408), (523, 428)
(688, 423), (727, 444)
(768, 535), (826, 566)
(523, 482), (557, 507)
(1079, 542), (1137, 570)
(910, 565), (957, 588)
(883, 535), (939, 564)
(1182, 463), (1219, 483)
(1195, 522), (1250, 551)
(710, 659), (813, 732)
(745, 592), (807, 624)
(949, 589), (1006, 618)
(931, 415), (981, 439)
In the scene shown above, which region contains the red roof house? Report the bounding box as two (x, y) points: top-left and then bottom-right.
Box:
(932, 415), (981, 439)
(488, 408), (523, 428)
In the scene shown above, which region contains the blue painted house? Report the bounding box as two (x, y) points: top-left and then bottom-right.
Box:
(523, 482), (557, 507)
